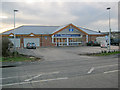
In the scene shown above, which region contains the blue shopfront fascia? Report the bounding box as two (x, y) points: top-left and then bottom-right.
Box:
(54, 34), (81, 37)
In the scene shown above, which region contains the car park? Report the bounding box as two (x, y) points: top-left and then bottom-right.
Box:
(26, 42), (36, 49)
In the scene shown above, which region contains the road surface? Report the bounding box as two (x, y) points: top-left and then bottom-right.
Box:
(2, 47), (119, 88)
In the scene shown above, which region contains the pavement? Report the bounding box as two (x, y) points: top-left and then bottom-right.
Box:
(1, 46), (119, 88)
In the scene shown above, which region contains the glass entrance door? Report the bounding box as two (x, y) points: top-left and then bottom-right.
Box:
(53, 37), (82, 46)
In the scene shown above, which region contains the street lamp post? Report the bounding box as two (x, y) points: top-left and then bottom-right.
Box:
(107, 7), (111, 52)
(14, 10), (18, 55)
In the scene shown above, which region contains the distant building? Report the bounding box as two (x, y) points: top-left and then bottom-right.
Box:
(2, 23), (105, 48)
(102, 31), (120, 39)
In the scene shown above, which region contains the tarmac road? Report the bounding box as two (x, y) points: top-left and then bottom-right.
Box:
(2, 46), (119, 88)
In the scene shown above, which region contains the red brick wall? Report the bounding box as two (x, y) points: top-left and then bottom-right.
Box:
(40, 36), (54, 47)
(88, 35), (103, 42)
(82, 35), (86, 42)
(88, 36), (96, 41)
(13, 35), (105, 48)
(20, 37), (24, 48)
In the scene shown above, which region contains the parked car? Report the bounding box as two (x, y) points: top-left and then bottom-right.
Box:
(111, 38), (120, 46)
(93, 41), (100, 46)
(87, 41), (94, 46)
(87, 41), (100, 46)
(26, 42), (36, 49)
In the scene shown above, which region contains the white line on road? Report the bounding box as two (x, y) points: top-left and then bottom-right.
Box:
(104, 70), (119, 74)
(0, 71), (60, 80)
(95, 64), (118, 69)
(1, 77), (68, 87)
(87, 67), (94, 74)
(87, 64), (118, 74)
(43, 71), (60, 75)
(0, 75), (26, 80)
(24, 71), (60, 82)
(24, 74), (42, 82)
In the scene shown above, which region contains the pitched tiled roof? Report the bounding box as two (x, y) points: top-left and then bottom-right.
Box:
(78, 27), (102, 35)
(3, 25), (59, 34)
(2, 24), (104, 35)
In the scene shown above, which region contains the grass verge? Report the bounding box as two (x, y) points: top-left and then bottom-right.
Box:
(0, 56), (40, 62)
(78, 50), (120, 56)
(94, 51), (120, 56)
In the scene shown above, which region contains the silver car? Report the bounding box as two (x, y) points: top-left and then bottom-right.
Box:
(26, 42), (36, 49)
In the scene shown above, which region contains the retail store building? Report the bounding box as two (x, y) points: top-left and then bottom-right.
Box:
(2, 23), (105, 48)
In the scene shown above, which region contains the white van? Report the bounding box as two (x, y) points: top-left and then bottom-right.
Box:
(100, 41), (108, 48)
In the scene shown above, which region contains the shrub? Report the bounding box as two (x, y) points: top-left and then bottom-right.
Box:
(104, 50), (107, 53)
(101, 50), (104, 53)
(2, 37), (13, 57)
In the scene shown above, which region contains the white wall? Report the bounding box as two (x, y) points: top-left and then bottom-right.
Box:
(9, 38), (20, 47)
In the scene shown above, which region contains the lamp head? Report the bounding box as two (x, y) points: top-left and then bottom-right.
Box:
(14, 10), (18, 12)
(107, 7), (111, 10)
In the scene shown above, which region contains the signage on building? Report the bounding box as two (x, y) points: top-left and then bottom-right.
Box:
(69, 29), (74, 32)
(54, 34), (81, 37)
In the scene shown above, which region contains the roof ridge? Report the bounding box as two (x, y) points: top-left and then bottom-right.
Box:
(2, 25), (23, 33)
(79, 26), (98, 32)
(22, 25), (60, 27)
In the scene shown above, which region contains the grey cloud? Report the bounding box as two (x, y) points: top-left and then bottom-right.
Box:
(1, 2), (118, 32)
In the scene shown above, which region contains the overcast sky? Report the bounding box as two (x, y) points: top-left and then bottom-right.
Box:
(0, 0), (119, 33)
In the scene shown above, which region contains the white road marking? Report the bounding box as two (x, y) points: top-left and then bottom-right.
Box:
(104, 70), (118, 74)
(87, 64), (118, 74)
(95, 64), (118, 69)
(24, 74), (42, 82)
(1, 77), (68, 87)
(24, 71), (60, 82)
(0, 75), (27, 80)
(87, 67), (94, 74)
(43, 71), (60, 75)
(0, 71), (60, 80)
